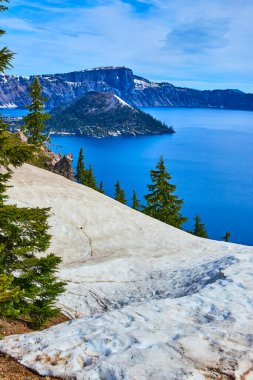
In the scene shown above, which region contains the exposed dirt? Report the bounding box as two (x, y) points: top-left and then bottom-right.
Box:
(0, 315), (69, 380)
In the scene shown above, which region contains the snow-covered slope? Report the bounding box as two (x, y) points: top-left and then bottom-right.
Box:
(1, 164), (253, 379)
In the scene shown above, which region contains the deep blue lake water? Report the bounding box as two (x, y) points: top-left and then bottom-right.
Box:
(3, 107), (253, 246)
(0, 108), (29, 117)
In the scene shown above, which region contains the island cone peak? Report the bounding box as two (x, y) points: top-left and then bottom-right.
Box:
(69, 91), (134, 114)
(48, 91), (174, 137)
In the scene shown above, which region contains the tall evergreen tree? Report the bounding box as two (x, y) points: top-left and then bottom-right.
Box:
(222, 231), (231, 242)
(115, 181), (127, 204)
(192, 215), (208, 238)
(75, 147), (86, 184)
(144, 156), (187, 228)
(99, 181), (105, 194)
(22, 77), (50, 145)
(0, 1), (65, 328)
(85, 164), (97, 190)
(132, 190), (141, 210)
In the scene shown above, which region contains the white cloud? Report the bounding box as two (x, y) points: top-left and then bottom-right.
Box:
(2, 0), (253, 91)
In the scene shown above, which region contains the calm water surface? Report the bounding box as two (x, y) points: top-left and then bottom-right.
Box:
(3, 107), (253, 245)
(0, 108), (29, 117)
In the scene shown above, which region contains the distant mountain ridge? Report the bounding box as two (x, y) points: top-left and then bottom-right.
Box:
(47, 91), (174, 137)
(0, 66), (253, 110)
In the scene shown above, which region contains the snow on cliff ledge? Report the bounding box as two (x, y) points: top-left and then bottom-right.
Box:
(1, 164), (253, 380)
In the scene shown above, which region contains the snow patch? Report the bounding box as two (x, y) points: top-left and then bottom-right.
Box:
(134, 78), (160, 89)
(0, 102), (18, 108)
(1, 165), (253, 379)
(114, 94), (134, 109)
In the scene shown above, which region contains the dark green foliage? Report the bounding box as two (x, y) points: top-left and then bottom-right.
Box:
(0, 0), (8, 12)
(22, 77), (50, 145)
(191, 215), (208, 238)
(222, 231), (231, 242)
(47, 92), (175, 137)
(144, 156), (187, 228)
(0, 206), (65, 328)
(99, 181), (105, 194)
(75, 147), (86, 184)
(0, 123), (34, 205)
(0, 46), (13, 72)
(132, 190), (141, 211)
(85, 164), (98, 190)
(115, 181), (127, 204)
(75, 147), (99, 190)
(0, 273), (22, 318)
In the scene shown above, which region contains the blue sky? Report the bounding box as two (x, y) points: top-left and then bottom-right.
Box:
(2, 0), (253, 91)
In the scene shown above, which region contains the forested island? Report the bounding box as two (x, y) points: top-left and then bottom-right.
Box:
(47, 91), (174, 137)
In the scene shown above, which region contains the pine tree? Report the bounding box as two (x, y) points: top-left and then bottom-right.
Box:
(0, 206), (65, 328)
(192, 215), (208, 238)
(22, 77), (50, 145)
(132, 190), (141, 210)
(99, 181), (105, 194)
(222, 231), (231, 242)
(75, 148), (99, 191)
(85, 164), (97, 190)
(0, 2), (65, 328)
(115, 181), (127, 204)
(75, 147), (86, 184)
(144, 156), (187, 228)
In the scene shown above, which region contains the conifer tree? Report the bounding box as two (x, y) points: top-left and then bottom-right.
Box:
(22, 77), (50, 145)
(132, 190), (141, 210)
(0, 206), (65, 328)
(144, 156), (187, 228)
(99, 181), (105, 194)
(85, 164), (97, 190)
(222, 231), (231, 242)
(192, 215), (208, 238)
(115, 181), (127, 204)
(75, 147), (86, 184)
(0, 1), (65, 328)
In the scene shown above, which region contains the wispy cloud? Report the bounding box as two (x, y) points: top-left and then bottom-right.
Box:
(2, 0), (253, 91)
(167, 19), (229, 54)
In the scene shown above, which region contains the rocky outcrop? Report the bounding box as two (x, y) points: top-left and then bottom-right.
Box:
(51, 153), (75, 180)
(1, 66), (253, 110)
(35, 145), (75, 181)
(15, 131), (75, 179)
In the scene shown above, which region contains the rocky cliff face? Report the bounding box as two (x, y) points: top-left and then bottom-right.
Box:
(46, 152), (75, 180)
(1, 66), (253, 110)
